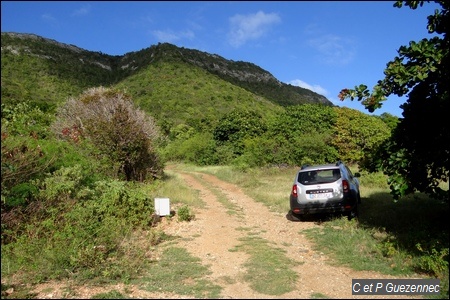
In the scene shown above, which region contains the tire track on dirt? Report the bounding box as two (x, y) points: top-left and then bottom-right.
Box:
(161, 171), (274, 299)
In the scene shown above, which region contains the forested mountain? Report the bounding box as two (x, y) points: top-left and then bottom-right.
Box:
(1, 32), (332, 123)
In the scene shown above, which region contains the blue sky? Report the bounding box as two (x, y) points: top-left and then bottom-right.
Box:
(1, 1), (441, 117)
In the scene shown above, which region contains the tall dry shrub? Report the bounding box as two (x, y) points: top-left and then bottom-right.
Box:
(52, 86), (163, 181)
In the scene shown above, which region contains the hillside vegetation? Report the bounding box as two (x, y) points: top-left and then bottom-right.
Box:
(114, 59), (284, 128)
(1, 32), (329, 117)
(1, 31), (395, 167)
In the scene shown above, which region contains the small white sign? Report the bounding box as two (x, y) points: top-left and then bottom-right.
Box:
(154, 198), (170, 216)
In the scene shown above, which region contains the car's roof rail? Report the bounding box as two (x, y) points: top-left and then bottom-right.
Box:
(301, 164), (310, 170)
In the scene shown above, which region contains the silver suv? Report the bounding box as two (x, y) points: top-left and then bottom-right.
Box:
(289, 161), (361, 220)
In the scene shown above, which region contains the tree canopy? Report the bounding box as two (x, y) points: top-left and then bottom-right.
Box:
(338, 1), (449, 200)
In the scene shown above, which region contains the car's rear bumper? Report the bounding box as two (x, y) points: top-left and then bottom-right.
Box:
(290, 196), (355, 215)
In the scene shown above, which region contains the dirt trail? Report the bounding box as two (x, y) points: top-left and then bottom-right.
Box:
(164, 171), (422, 299)
(30, 168), (423, 299)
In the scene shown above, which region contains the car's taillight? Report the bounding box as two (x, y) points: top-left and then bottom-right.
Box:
(342, 180), (349, 193)
(292, 184), (298, 197)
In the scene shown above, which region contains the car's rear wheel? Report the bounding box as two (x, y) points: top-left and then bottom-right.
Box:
(347, 203), (358, 220)
(288, 210), (303, 221)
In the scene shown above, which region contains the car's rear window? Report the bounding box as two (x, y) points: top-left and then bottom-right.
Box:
(298, 169), (340, 185)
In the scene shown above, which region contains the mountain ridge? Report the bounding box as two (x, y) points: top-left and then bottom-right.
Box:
(1, 31), (332, 108)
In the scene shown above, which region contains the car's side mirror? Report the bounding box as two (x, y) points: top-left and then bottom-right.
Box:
(354, 172), (361, 178)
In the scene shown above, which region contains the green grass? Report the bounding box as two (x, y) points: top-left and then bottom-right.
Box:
(230, 235), (300, 295)
(133, 246), (222, 298)
(310, 292), (331, 299)
(191, 172), (245, 217)
(154, 169), (205, 209)
(91, 290), (127, 299)
(304, 217), (414, 275)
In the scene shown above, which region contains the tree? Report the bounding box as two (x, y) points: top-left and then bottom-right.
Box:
(213, 109), (267, 155)
(376, 112), (400, 132)
(330, 107), (391, 164)
(52, 86), (163, 181)
(266, 104), (339, 165)
(338, 1), (449, 200)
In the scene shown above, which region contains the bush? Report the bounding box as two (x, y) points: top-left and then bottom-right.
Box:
(1, 178), (158, 282)
(213, 109), (267, 156)
(162, 132), (218, 166)
(1, 136), (48, 196)
(416, 242), (449, 278)
(51, 86), (163, 181)
(177, 205), (195, 222)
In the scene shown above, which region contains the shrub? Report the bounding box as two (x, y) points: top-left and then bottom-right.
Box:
(51, 86), (163, 182)
(162, 132), (218, 166)
(416, 242), (449, 278)
(1, 177), (159, 282)
(177, 205), (195, 222)
(213, 109), (267, 156)
(39, 165), (85, 202)
(1, 136), (49, 196)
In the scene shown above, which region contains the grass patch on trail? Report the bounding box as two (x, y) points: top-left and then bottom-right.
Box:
(91, 290), (127, 299)
(135, 246), (222, 298)
(191, 172), (244, 217)
(230, 235), (300, 295)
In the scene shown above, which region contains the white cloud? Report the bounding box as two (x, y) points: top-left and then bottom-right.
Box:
(227, 11), (281, 48)
(72, 4), (91, 17)
(151, 29), (195, 43)
(307, 34), (356, 66)
(288, 79), (328, 96)
(42, 13), (56, 22)
(41, 13), (58, 25)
